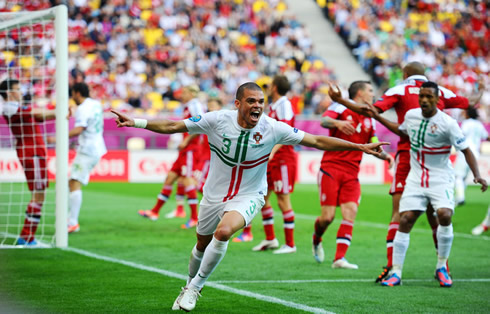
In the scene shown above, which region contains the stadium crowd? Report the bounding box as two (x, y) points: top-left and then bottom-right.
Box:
(0, 0), (340, 116)
(318, 0), (490, 121)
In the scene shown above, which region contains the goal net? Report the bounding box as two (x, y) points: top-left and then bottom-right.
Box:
(0, 6), (68, 248)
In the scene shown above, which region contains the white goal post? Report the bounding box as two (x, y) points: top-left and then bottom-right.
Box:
(0, 5), (68, 248)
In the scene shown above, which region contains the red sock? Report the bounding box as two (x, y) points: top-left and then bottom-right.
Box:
(334, 219), (354, 261)
(386, 222), (399, 267)
(186, 185), (198, 221)
(151, 185), (172, 214)
(20, 202), (42, 242)
(261, 206), (275, 240)
(283, 209), (295, 247)
(313, 217), (328, 245)
(242, 225), (252, 234)
(176, 183), (185, 213)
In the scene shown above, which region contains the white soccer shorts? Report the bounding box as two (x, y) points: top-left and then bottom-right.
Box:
(70, 152), (101, 185)
(196, 194), (265, 235)
(399, 181), (455, 213)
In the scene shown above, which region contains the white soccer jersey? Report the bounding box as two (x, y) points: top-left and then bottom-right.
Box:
(184, 110), (305, 203)
(75, 97), (107, 158)
(460, 118), (488, 159)
(399, 108), (468, 188)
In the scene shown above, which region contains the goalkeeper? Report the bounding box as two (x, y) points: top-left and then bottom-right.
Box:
(1, 79), (56, 246)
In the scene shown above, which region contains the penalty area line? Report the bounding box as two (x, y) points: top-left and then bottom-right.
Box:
(63, 247), (332, 314)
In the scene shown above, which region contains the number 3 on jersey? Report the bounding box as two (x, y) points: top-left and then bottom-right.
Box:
(222, 138), (232, 154)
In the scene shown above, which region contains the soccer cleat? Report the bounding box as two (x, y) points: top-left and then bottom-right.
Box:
(375, 265), (392, 283)
(16, 238), (38, 246)
(172, 287), (186, 310)
(138, 209), (159, 221)
(312, 242), (325, 263)
(381, 273), (402, 286)
(181, 219), (198, 229)
(232, 231), (253, 242)
(165, 208), (187, 219)
(273, 244), (297, 254)
(252, 238), (280, 251)
(435, 267), (452, 287)
(68, 224), (80, 233)
(332, 258), (358, 269)
(471, 224), (488, 236)
(178, 287), (201, 312)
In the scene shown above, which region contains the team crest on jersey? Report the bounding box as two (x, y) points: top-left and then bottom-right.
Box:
(430, 123), (438, 134)
(253, 132), (263, 144)
(363, 118), (371, 130)
(189, 115), (202, 122)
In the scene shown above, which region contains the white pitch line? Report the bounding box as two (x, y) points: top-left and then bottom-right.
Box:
(213, 278), (490, 284)
(294, 213), (490, 241)
(63, 247), (332, 314)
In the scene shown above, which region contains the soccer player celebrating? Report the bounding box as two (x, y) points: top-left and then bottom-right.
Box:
(328, 61), (483, 282)
(371, 81), (487, 287)
(313, 81), (394, 268)
(1, 79), (56, 245)
(138, 85), (205, 229)
(112, 82), (388, 311)
(235, 75), (299, 254)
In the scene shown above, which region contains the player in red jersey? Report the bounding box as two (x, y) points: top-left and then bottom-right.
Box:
(233, 75), (299, 254)
(138, 85), (205, 228)
(328, 61), (483, 280)
(313, 81), (393, 268)
(1, 79), (56, 245)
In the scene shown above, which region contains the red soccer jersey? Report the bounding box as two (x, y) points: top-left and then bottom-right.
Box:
(374, 75), (469, 151)
(321, 103), (376, 174)
(182, 98), (206, 153)
(3, 103), (47, 160)
(268, 96), (297, 164)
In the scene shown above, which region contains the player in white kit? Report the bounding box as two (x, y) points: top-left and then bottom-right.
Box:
(453, 107), (489, 206)
(67, 83), (107, 233)
(111, 82), (388, 311)
(370, 81), (487, 288)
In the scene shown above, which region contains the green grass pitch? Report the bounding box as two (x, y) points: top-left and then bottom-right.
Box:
(0, 182), (489, 313)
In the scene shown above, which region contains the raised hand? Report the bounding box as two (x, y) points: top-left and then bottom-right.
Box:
(327, 83), (342, 102)
(111, 109), (135, 128)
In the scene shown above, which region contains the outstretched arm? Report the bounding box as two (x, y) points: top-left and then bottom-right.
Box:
(462, 147), (488, 192)
(368, 105), (404, 137)
(299, 133), (389, 158)
(111, 109), (188, 134)
(328, 83), (379, 117)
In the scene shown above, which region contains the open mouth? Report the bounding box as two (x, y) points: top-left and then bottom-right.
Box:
(250, 110), (261, 122)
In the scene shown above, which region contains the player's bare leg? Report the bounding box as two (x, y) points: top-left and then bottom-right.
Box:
(67, 179), (83, 233)
(177, 211), (245, 311)
(312, 205), (335, 263)
(273, 192), (296, 254)
(139, 171), (179, 220)
(381, 210), (423, 286)
(434, 207), (454, 287)
(332, 202), (358, 269)
(376, 193), (401, 282)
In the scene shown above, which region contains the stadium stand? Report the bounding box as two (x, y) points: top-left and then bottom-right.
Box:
(315, 0), (489, 119)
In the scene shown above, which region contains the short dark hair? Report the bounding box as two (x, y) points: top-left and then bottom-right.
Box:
(420, 81), (439, 96)
(71, 82), (90, 98)
(236, 82), (262, 100)
(0, 79), (19, 100)
(272, 75), (290, 96)
(467, 106), (479, 119)
(348, 80), (371, 99)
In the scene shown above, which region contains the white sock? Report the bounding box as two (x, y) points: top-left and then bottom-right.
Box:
(187, 245), (204, 286)
(483, 207), (490, 226)
(68, 190), (82, 226)
(436, 224), (453, 269)
(392, 231), (410, 277)
(454, 177), (465, 203)
(189, 237), (229, 290)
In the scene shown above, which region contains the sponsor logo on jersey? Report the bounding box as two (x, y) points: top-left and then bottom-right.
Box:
(253, 132), (262, 144)
(189, 115), (202, 122)
(293, 128), (298, 133)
